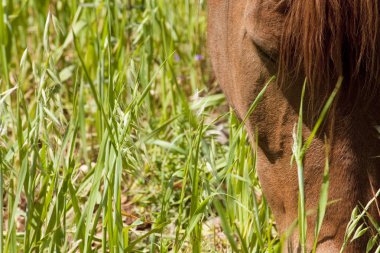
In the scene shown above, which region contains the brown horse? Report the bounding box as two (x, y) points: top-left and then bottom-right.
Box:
(208, 1), (380, 252)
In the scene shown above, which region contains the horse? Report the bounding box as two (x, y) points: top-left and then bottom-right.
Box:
(207, 1), (380, 252)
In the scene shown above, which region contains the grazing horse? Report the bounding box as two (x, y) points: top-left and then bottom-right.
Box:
(208, 1), (380, 252)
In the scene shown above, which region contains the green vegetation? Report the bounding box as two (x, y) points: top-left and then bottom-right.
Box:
(0, 1), (378, 252)
(0, 0), (276, 252)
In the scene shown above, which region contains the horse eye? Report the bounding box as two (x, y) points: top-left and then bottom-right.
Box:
(252, 40), (278, 63)
(275, 0), (290, 14)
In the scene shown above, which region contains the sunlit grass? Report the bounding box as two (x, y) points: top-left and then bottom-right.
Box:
(0, 1), (379, 252)
(0, 0), (277, 252)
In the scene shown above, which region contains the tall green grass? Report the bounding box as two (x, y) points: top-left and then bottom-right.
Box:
(0, 1), (379, 252)
(0, 0), (277, 251)
(292, 78), (341, 253)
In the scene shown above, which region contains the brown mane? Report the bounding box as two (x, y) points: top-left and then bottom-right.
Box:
(279, 0), (380, 108)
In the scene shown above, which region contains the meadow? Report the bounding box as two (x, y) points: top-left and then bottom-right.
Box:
(0, 1), (378, 252)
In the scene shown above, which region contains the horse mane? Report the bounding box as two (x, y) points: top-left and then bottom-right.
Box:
(279, 0), (380, 109)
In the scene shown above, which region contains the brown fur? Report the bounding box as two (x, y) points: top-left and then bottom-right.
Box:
(208, 0), (380, 252)
(280, 0), (380, 109)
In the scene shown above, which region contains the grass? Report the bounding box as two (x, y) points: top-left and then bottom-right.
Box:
(0, 0), (277, 251)
(0, 1), (379, 252)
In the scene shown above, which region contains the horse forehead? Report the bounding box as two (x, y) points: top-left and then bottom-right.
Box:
(244, 0), (285, 43)
(208, 0), (286, 47)
(245, 0), (288, 19)
(251, 0), (289, 12)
